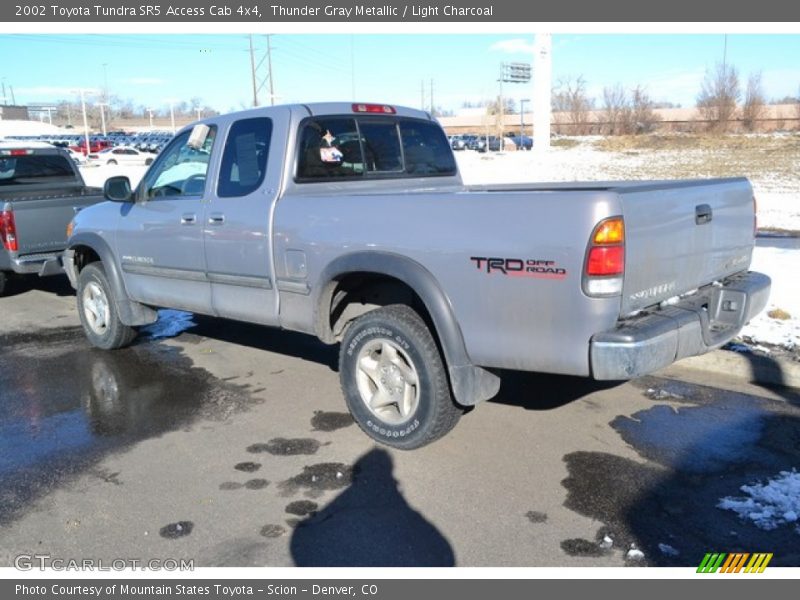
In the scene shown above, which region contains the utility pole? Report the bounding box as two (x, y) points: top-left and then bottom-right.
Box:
(266, 34), (275, 106)
(420, 80), (425, 110)
(249, 34), (259, 107)
(519, 98), (529, 146)
(146, 108), (154, 130)
(196, 107), (202, 120)
(168, 101), (175, 134)
(102, 63), (109, 102)
(430, 79), (434, 115)
(1, 81), (6, 105)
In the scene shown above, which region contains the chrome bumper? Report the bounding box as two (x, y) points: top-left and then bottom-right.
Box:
(8, 253), (64, 277)
(590, 271), (771, 380)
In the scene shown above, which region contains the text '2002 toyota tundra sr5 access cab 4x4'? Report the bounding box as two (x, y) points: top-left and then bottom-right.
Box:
(63, 103), (770, 449)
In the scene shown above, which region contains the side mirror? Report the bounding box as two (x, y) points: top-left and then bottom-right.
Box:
(104, 176), (133, 203)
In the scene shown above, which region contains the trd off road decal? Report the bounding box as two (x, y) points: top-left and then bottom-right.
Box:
(470, 257), (567, 279)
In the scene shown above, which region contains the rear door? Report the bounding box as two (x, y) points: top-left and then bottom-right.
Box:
(620, 178), (755, 315)
(203, 111), (288, 325)
(115, 125), (217, 313)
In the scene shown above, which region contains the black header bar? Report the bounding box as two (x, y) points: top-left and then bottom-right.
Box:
(3, 0), (800, 22)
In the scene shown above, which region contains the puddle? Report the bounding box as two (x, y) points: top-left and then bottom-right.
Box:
(244, 478), (270, 490)
(525, 511), (547, 524)
(286, 500), (318, 516)
(279, 463), (354, 497)
(234, 462), (261, 473)
(260, 524), (286, 538)
(247, 438), (321, 456)
(159, 521), (194, 539)
(0, 327), (255, 524)
(311, 411), (354, 432)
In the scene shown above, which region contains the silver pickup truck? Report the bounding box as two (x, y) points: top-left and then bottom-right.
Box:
(63, 103), (770, 449)
(1, 141), (104, 296)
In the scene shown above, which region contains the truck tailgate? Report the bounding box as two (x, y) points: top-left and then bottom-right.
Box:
(620, 178), (755, 315)
(5, 188), (103, 256)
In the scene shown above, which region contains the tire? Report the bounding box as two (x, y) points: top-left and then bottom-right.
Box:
(339, 304), (462, 450)
(0, 271), (7, 296)
(144, 158), (153, 166)
(77, 263), (137, 350)
(107, 159), (117, 165)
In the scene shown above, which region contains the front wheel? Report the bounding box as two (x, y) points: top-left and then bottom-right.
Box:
(339, 305), (462, 450)
(77, 263), (138, 350)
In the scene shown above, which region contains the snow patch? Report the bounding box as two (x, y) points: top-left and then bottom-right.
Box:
(718, 470), (800, 532)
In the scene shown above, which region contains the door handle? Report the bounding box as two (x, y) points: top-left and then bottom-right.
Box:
(695, 204), (713, 225)
(181, 213), (197, 225)
(208, 213), (225, 226)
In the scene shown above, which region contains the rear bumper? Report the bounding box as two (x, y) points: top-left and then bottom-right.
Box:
(590, 271), (771, 380)
(3, 253), (64, 277)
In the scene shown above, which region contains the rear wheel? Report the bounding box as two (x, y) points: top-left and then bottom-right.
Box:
(77, 263), (137, 350)
(107, 159), (117, 165)
(339, 304), (462, 450)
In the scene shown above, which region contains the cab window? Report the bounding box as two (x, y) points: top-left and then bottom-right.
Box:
(217, 117), (273, 198)
(141, 126), (216, 200)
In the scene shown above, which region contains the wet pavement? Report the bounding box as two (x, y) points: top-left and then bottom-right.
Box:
(1, 285), (800, 567)
(0, 319), (255, 525)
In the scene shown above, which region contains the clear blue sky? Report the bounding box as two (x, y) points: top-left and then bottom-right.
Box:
(1, 34), (799, 113)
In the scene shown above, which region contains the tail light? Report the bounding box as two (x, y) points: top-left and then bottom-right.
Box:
(583, 216), (624, 296)
(0, 210), (18, 252)
(352, 103), (396, 114)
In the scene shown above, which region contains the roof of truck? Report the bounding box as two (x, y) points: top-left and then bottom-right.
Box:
(0, 140), (61, 150)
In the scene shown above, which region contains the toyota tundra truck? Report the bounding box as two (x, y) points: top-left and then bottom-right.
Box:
(63, 103), (770, 449)
(0, 141), (104, 295)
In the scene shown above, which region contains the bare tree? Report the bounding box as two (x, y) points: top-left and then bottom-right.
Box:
(629, 86), (660, 134)
(742, 72), (766, 132)
(553, 76), (594, 135)
(697, 62), (740, 132)
(602, 84), (628, 135)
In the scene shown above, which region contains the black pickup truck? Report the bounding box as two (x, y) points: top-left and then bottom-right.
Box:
(0, 142), (104, 295)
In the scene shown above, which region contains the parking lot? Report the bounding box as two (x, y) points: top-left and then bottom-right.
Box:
(2, 276), (800, 568)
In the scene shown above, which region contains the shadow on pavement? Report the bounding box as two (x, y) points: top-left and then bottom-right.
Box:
(0, 274), (74, 298)
(290, 448), (455, 567)
(561, 352), (800, 566)
(490, 369), (622, 411)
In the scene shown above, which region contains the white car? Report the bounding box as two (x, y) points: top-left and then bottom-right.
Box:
(88, 146), (154, 166)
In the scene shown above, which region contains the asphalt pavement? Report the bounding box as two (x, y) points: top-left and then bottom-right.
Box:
(1, 275), (799, 568)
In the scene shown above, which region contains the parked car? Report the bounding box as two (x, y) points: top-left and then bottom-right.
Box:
(450, 135), (468, 151)
(64, 102), (770, 449)
(0, 142), (104, 295)
(473, 136), (502, 152)
(88, 146), (154, 166)
(511, 135), (533, 150)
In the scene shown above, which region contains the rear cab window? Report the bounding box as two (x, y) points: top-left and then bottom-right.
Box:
(295, 116), (455, 182)
(0, 152), (76, 186)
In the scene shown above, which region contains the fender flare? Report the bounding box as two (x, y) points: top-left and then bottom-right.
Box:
(68, 233), (158, 327)
(312, 251), (500, 406)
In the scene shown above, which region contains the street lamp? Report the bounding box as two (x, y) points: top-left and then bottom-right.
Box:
(146, 108), (154, 130)
(71, 88), (100, 156)
(97, 102), (109, 136)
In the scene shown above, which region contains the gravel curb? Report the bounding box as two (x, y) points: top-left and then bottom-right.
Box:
(677, 349), (800, 390)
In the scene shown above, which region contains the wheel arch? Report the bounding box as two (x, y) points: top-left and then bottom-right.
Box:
(312, 251), (500, 406)
(69, 233), (157, 327)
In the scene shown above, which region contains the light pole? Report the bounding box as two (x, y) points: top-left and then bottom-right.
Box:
(146, 108), (154, 130)
(519, 98), (530, 148)
(533, 34), (552, 153)
(97, 102), (108, 136)
(78, 89), (91, 156)
(168, 101), (175, 134)
(102, 63), (109, 102)
(195, 107), (202, 121)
